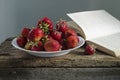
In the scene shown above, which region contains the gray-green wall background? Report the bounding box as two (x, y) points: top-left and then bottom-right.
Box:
(0, 0), (120, 43)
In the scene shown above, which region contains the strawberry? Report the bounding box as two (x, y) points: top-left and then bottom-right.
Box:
(44, 39), (61, 51)
(16, 36), (27, 48)
(31, 41), (43, 51)
(60, 39), (67, 50)
(21, 27), (31, 38)
(84, 44), (96, 55)
(64, 28), (77, 38)
(56, 19), (68, 33)
(50, 30), (62, 42)
(47, 35), (53, 40)
(37, 17), (53, 34)
(28, 27), (44, 42)
(66, 35), (79, 49)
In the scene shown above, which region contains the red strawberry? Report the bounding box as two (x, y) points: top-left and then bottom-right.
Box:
(31, 41), (43, 51)
(50, 30), (62, 42)
(66, 35), (79, 49)
(47, 35), (53, 40)
(16, 36), (27, 48)
(84, 44), (96, 55)
(56, 19), (68, 33)
(64, 28), (77, 38)
(44, 39), (61, 51)
(37, 17), (53, 34)
(28, 28), (44, 42)
(21, 27), (31, 38)
(60, 39), (67, 50)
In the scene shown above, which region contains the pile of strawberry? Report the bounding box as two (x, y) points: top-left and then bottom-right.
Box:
(16, 17), (79, 51)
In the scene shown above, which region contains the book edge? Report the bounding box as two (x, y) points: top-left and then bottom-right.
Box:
(86, 40), (117, 57)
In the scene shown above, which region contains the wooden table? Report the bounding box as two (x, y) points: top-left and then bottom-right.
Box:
(0, 37), (120, 80)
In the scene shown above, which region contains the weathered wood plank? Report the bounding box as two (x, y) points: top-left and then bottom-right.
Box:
(0, 38), (120, 68)
(0, 68), (120, 80)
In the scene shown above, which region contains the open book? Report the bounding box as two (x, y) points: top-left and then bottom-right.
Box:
(67, 10), (120, 57)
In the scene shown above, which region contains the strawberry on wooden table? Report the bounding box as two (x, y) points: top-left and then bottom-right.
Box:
(84, 44), (96, 55)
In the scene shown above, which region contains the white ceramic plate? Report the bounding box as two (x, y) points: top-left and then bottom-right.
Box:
(11, 36), (85, 57)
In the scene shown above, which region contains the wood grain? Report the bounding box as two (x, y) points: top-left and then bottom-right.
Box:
(0, 37), (120, 68)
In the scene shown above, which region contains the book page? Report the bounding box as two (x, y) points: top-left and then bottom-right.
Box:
(91, 32), (120, 56)
(67, 21), (86, 39)
(67, 10), (120, 40)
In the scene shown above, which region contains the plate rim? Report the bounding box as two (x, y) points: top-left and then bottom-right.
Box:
(11, 36), (85, 56)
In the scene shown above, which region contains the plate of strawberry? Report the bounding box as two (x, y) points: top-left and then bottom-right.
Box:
(11, 17), (85, 57)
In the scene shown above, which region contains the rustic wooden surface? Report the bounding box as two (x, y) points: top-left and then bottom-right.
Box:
(0, 37), (120, 68)
(0, 68), (120, 80)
